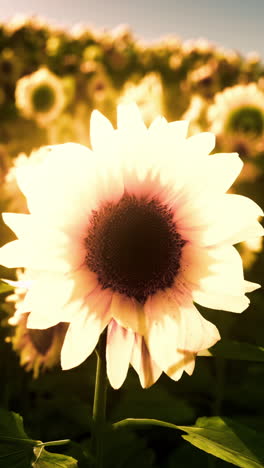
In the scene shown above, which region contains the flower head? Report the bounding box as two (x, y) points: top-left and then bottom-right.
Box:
(0, 104), (263, 389)
(182, 95), (208, 135)
(118, 73), (164, 126)
(10, 317), (67, 379)
(47, 111), (90, 146)
(208, 83), (264, 137)
(15, 67), (66, 127)
(4, 269), (68, 378)
(0, 48), (22, 85)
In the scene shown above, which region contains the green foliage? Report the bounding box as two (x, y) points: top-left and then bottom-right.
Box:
(0, 409), (37, 468)
(0, 408), (78, 468)
(32, 447), (78, 468)
(178, 417), (264, 468)
(113, 415), (264, 467)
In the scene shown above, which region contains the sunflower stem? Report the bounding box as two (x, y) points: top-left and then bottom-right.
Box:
(92, 332), (107, 467)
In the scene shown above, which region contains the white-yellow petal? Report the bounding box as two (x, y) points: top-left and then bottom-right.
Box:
(110, 293), (147, 335)
(117, 103), (146, 132)
(61, 290), (112, 370)
(0, 240), (27, 268)
(130, 334), (162, 388)
(2, 213), (33, 239)
(18, 272), (75, 326)
(145, 292), (220, 373)
(106, 320), (134, 389)
(185, 132), (215, 156)
(90, 109), (114, 152)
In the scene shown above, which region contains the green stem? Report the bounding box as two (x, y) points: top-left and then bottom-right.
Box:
(113, 418), (180, 431)
(92, 333), (107, 467)
(36, 439), (70, 447)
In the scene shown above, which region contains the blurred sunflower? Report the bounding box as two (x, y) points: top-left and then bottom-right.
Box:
(47, 112), (89, 146)
(0, 104), (263, 389)
(182, 95), (208, 135)
(86, 65), (117, 120)
(118, 73), (164, 126)
(208, 83), (264, 137)
(0, 48), (22, 85)
(86, 66), (113, 103)
(15, 67), (66, 127)
(5, 270), (68, 378)
(188, 60), (219, 98)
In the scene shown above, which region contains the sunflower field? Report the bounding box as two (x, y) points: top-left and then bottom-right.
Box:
(0, 15), (264, 468)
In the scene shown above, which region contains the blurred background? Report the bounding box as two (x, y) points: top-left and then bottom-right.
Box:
(0, 0), (264, 58)
(0, 3), (263, 467)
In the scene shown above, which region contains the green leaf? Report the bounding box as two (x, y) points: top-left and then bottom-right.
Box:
(0, 408), (37, 468)
(199, 340), (264, 362)
(0, 282), (14, 294)
(32, 447), (78, 467)
(0, 408), (33, 440)
(114, 417), (264, 467)
(0, 408), (78, 468)
(178, 417), (264, 468)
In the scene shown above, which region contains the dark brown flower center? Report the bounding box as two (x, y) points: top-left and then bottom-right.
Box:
(85, 193), (184, 304)
(31, 84), (56, 113)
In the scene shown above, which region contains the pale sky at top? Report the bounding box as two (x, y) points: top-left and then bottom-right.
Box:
(0, 0), (263, 59)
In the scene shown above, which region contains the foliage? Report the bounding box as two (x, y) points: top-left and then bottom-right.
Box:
(0, 408), (77, 468)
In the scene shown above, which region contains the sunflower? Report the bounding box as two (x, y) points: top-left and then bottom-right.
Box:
(208, 83), (264, 137)
(4, 269), (68, 378)
(0, 104), (263, 389)
(15, 67), (66, 127)
(10, 316), (67, 378)
(0, 48), (22, 85)
(85, 65), (117, 121)
(188, 60), (219, 98)
(182, 95), (208, 136)
(118, 73), (164, 126)
(47, 111), (90, 146)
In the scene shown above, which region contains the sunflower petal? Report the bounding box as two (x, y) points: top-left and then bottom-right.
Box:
(117, 103), (146, 132)
(106, 320), (134, 389)
(90, 109), (114, 152)
(130, 334), (162, 388)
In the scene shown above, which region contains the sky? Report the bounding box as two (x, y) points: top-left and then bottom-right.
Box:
(0, 0), (263, 59)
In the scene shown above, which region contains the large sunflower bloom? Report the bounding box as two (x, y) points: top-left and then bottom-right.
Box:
(0, 104), (262, 389)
